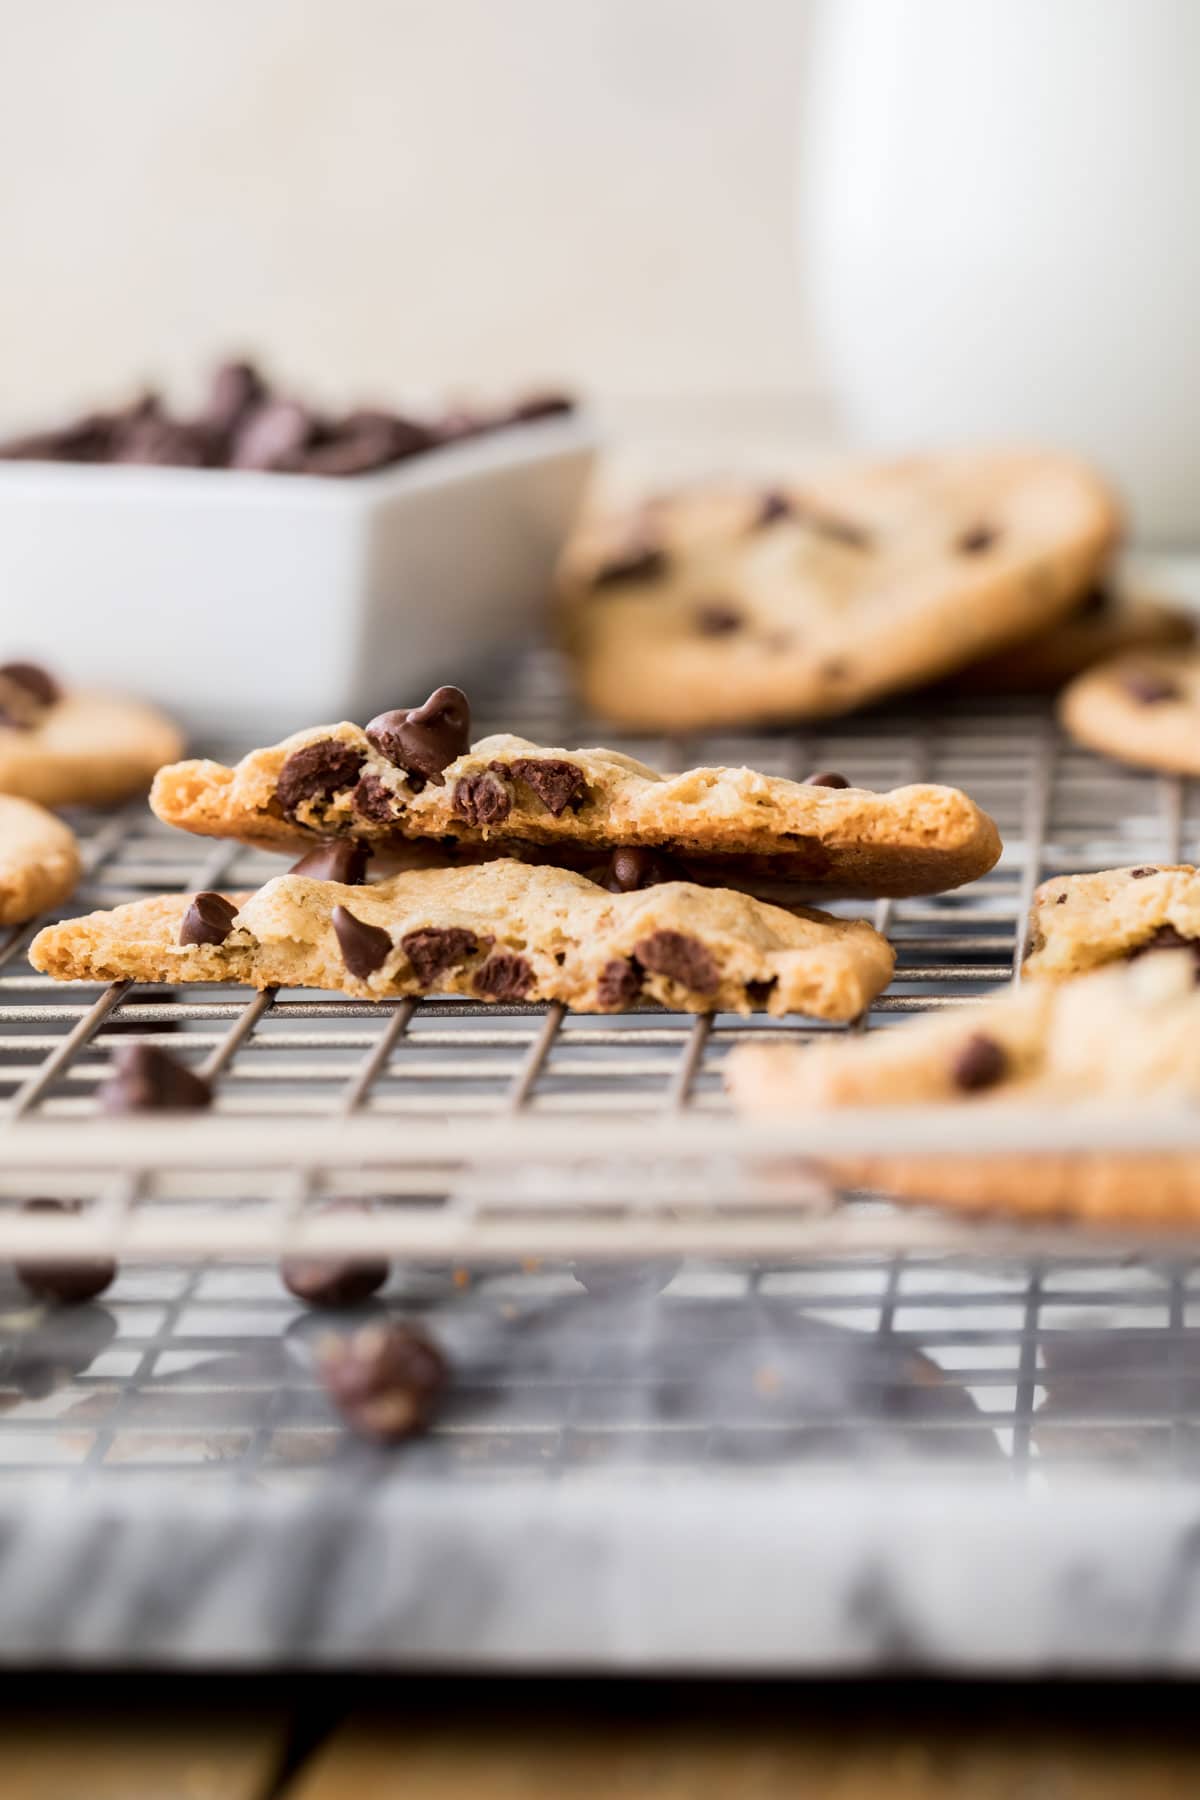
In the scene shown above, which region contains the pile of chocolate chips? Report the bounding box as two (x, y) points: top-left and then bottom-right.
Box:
(0, 361), (574, 478)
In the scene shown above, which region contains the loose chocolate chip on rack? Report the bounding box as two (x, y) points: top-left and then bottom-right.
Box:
(290, 840), (370, 884)
(806, 770), (851, 789)
(596, 956), (643, 1009)
(276, 739), (366, 817)
(1126, 923), (1200, 977)
(317, 1320), (447, 1443)
(332, 905), (393, 978)
(453, 770), (512, 828)
(0, 662), (61, 708)
(508, 757), (587, 817)
(366, 685), (471, 788)
(601, 846), (686, 893)
(401, 926), (480, 987)
(100, 1044), (212, 1114)
(1130, 867), (1159, 879)
(15, 1199), (117, 1305)
(590, 540), (668, 590)
(755, 490), (793, 528)
(353, 773), (400, 823)
(633, 930), (719, 996)
(281, 1205), (390, 1309)
(957, 524), (998, 554)
(179, 891), (239, 947)
(475, 951), (534, 1002)
(1122, 670), (1181, 705)
(231, 398), (314, 471)
(951, 1032), (1008, 1093)
(694, 603), (743, 637)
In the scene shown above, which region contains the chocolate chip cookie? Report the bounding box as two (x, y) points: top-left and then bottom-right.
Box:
(0, 661), (183, 806)
(1059, 648), (1200, 773)
(30, 859), (896, 1020)
(558, 451), (1120, 730)
(150, 685), (1002, 898)
(728, 954), (1200, 1222)
(938, 576), (1191, 694)
(0, 795), (79, 924)
(1024, 864), (1200, 981)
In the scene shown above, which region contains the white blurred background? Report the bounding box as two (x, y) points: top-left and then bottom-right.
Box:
(0, 0), (818, 425)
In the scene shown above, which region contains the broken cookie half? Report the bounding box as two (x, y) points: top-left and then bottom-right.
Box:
(150, 686), (1001, 899)
(30, 858), (895, 1021)
(1024, 864), (1200, 982)
(727, 954), (1200, 1223)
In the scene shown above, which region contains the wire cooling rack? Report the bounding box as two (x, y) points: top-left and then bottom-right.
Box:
(2, 649), (1198, 1265)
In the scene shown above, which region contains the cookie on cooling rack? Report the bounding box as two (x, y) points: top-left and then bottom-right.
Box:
(0, 659), (183, 806)
(1060, 648), (1200, 774)
(1024, 864), (1200, 981)
(0, 794), (79, 924)
(555, 449), (1119, 731)
(936, 576), (1192, 695)
(725, 953), (1200, 1223)
(149, 683), (1001, 899)
(28, 857), (896, 1020)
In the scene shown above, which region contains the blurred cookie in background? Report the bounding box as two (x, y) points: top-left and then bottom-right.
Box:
(0, 794), (79, 923)
(0, 659), (182, 807)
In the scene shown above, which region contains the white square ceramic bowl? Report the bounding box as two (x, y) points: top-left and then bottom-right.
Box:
(0, 412), (596, 735)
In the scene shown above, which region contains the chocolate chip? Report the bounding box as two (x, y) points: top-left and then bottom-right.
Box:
(601, 846), (686, 893)
(276, 739), (365, 817)
(365, 685), (471, 787)
(1055, 892), (1068, 904)
(304, 410), (434, 476)
(0, 662), (61, 708)
(474, 951), (534, 1001)
(508, 757), (587, 816)
(755, 490), (793, 527)
(14, 1199), (116, 1306)
(694, 603), (743, 636)
(1126, 923), (1200, 977)
(957, 524), (997, 554)
(280, 1204), (389, 1309)
(806, 770), (851, 789)
(951, 1033), (1008, 1092)
(1122, 670), (1181, 705)
(401, 926), (479, 986)
(332, 905), (392, 978)
(1076, 583), (1112, 621)
(317, 1320), (447, 1442)
(100, 1044), (212, 1113)
(453, 770), (511, 828)
(591, 541), (668, 589)
(204, 359), (267, 436)
(290, 840), (370, 884)
(353, 773), (400, 823)
(179, 891), (239, 947)
(596, 957), (642, 1009)
(231, 398), (314, 471)
(1130, 867), (1159, 879)
(114, 410), (217, 467)
(633, 930), (719, 995)
(746, 978), (777, 1006)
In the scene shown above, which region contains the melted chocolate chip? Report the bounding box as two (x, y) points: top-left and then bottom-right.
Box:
(353, 773), (400, 823)
(365, 685), (471, 786)
(601, 846), (686, 893)
(596, 957), (643, 1009)
(957, 524), (997, 554)
(332, 905), (392, 978)
(453, 770), (512, 828)
(290, 840), (370, 884)
(755, 490), (793, 528)
(280, 1204), (389, 1308)
(951, 1033), (1008, 1093)
(276, 739), (365, 817)
(317, 1320), (447, 1442)
(508, 757), (587, 816)
(1126, 923), (1200, 977)
(401, 926), (479, 986)
(100, 1044), (212, 1114)
(179, 891), (239, 947)
(591, 541), (668, 589)
(0, 662), (61, 707)
(15, 1199), (117, 1305)
(633, 930), (719, 995)
(1130, 867), (1159, 879)
(694, 603), (743, 636)
(806, 770), (851, 789)
(1122, 670), (1181, 705)
(474, 951), (534, 1001)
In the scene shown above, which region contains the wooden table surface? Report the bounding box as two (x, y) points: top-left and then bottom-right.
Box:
(5, 1678), (1200, 1799)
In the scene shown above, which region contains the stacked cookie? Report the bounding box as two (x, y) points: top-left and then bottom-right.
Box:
(558, 448), (1193, 738)
(30, 683), (1005, 1022)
